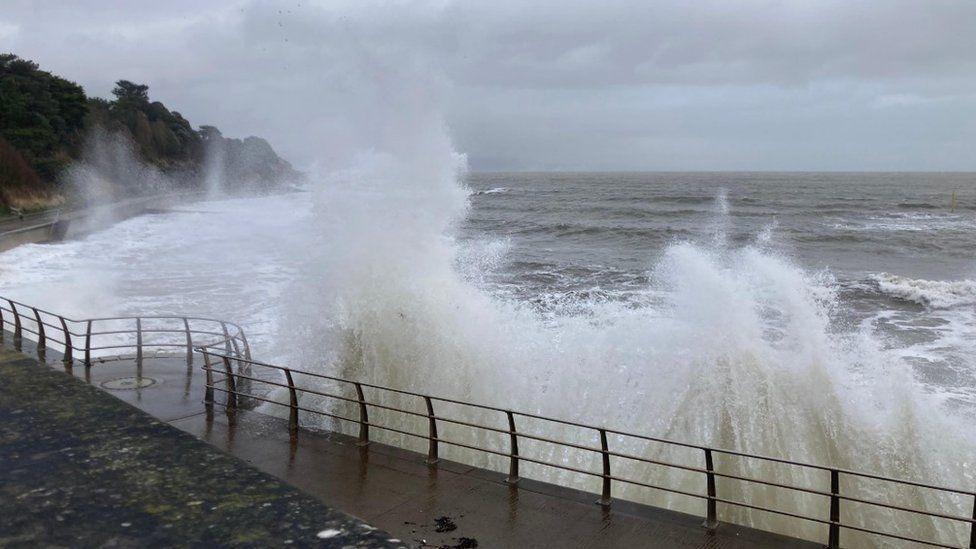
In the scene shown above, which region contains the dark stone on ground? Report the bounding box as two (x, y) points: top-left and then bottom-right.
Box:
(433, 516), (457, 533)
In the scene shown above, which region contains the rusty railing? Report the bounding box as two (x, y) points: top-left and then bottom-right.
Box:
(198, 348), (976, 549)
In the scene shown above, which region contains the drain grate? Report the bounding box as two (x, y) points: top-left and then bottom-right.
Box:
(100, 377), (158, 390)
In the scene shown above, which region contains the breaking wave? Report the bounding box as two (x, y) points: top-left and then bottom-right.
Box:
(0, 11), (970, 546)
(270, 99), (975, 547)
(871, 273), (976, 309)
(472, 187), (508, 195)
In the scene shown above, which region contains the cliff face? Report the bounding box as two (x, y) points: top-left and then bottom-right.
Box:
(0, 54), (301, 211)
(199, 127), (300, 190)
(87, 94), (202, 175)
(0, 135), (65, 210)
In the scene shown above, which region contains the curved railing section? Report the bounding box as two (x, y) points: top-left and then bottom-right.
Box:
(197, 349), (976, 549)
(0, 296), (249, 367)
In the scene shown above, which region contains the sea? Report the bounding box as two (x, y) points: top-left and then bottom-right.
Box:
(464, 172), (976, 408)
(0, 171), (974, 546)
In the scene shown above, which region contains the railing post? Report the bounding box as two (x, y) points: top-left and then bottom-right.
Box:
(220, 322), (232, 354)
(506, 410), (519, 484)
(59, 316), (73, 365)
(84, 320), (92, 366)
(969, 494), (976, 549)
(228, 328), (242, 358)
(183, 317), (193, 366)
(33, 307), (45, 351)
(135, 318), (143, 363)
(0, 301), (4, 340)
(240, 330), (252, 361)
(424, 396), (439, 465)
(222, 355), (237, 409)
(227, 328), (249, 392)
(284, 368), (299, 432)
(203, 352), (214, 404)
(353, 382), (369, 446)
(9, 300), (21, 347)
(219, 321), (248, 399)
(703, 448), (718, 530)
(596, 428), (612, 506)
(828, 469), (840, 549)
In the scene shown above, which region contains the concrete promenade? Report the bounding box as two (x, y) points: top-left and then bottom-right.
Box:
(0, 336), (819, 548)
(0, 341), (403, 548)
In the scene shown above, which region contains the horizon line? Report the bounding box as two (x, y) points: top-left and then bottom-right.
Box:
(463, 169), (976, 175)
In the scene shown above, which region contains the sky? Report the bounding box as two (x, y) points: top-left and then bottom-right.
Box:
(2, 0), (976, 172)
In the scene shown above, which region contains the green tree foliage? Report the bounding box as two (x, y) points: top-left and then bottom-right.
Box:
(0, 53), (87, 179)
(103, 79), (202, 169)
(0, 54), (299, 209)
(111, 80), (149, 105)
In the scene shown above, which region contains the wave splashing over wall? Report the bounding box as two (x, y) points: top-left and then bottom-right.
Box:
(267, 71), (975, 549)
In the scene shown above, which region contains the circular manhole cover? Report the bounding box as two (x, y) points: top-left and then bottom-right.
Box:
(100, 377), (158, 390)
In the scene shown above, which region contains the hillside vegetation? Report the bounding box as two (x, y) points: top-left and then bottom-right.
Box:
(0, 54), (300, 212)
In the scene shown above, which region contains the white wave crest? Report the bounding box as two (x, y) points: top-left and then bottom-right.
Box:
(872, 273), (976, 308)
(473, 187), (508, 195)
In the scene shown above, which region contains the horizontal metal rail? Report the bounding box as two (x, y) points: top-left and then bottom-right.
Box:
(0, 296), (250, 371)
(199, 349), (976, 549)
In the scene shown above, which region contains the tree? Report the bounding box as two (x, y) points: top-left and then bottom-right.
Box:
(0, 53), (87, 179)
(111, 80), (149, 106)
(198, 125), (223, 141)
(0, 53), (38, 76)
(0, 53), (297, 198)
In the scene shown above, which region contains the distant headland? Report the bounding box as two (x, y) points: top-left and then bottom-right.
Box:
(0, 53), (302, 213)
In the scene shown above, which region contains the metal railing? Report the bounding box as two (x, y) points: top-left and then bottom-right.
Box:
(198, 348), (976, 549)
(0, 206), (62, 232)
(2, 294), (973, 548)
(0, 296), (249, 368)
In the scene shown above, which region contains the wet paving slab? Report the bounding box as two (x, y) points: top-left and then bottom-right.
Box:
(173, 410), (821, 549)
(0, 343), (404, 548)
(0, 335), (821, 548)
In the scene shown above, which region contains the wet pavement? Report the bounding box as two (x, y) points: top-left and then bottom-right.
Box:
(1, 335), (820, 548)
(0, 340), (404, 548)
(174, 410), (821, 548)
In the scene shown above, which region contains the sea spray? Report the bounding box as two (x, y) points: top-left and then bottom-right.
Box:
(0, 8), (971, 546)
(202, 137), (227, 199)
(270, 140), (976, 547)
(64, 128), (176, 204)
(1, 166), (973, 546)
(289, 202), (973, 546)
(232, 32), (976, 541)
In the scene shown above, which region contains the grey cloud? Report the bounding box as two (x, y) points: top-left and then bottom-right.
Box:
(443, 1), (976, 88)
(2, 0), (975, 171)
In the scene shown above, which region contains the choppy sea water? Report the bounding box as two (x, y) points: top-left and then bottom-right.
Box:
(1, 171), (975, 546)
(464, 172), (976, 409)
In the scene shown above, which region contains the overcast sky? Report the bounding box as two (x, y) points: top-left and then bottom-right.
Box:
(3, 1), (976, 171)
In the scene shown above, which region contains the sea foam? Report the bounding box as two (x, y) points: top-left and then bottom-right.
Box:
(872, 273), (976, 308)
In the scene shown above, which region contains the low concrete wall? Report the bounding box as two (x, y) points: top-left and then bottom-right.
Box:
(0, 193), (203, 253)
(0, 223), (58, 252)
